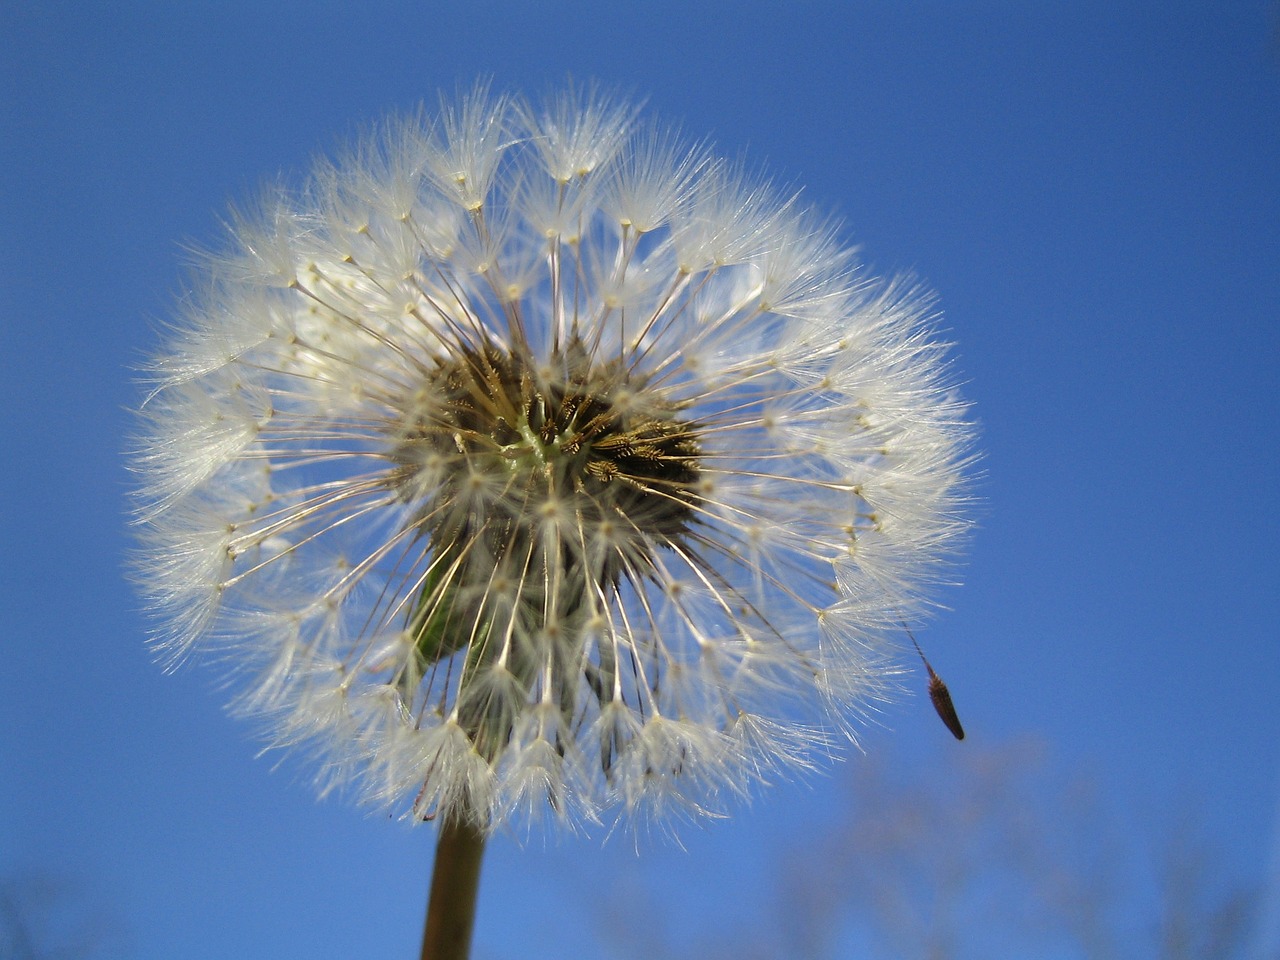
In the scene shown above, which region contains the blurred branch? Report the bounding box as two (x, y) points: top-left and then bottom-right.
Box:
(0, 874), (125, 960)
(597, 737), (1258, 960)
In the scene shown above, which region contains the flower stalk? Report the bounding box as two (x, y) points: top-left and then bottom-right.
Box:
(421, 819), (486, 960)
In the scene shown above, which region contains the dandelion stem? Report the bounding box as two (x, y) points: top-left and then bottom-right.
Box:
(420, 818), (486, 960)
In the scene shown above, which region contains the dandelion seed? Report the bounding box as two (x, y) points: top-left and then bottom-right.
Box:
(906, 627), (966, 741)
(130, 84), (975, 836)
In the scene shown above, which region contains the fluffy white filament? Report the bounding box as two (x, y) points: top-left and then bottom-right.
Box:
(131, 83), (973, 832)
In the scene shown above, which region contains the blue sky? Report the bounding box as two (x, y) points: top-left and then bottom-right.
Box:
(3, 1), (1278, 957)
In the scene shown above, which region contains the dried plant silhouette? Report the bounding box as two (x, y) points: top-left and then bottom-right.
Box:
(0, 875), (124, 960)
(598, 738), (1259, 960)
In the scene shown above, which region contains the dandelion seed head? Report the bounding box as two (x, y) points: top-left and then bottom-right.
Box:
(131, 83), (974, 834)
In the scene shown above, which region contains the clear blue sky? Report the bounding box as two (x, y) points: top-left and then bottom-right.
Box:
(3, 2), (1278, 957)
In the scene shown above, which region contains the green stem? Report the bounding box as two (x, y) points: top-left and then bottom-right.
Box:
(420, 817), (487, 960)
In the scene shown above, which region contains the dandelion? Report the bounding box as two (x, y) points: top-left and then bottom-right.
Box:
(131, 82), (973, 958)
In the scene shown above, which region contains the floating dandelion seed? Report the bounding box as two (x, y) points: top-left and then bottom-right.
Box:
(130, 83), (975, 834)
(906, 628), (966, 741)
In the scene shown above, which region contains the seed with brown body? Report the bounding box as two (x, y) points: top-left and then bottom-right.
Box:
(907, 629), (965, 740)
